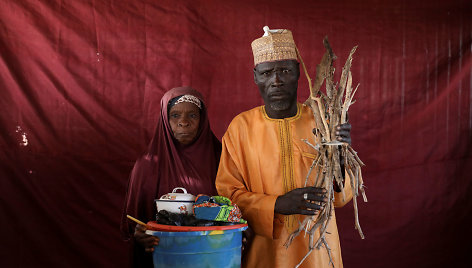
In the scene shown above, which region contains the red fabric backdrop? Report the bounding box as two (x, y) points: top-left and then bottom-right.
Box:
(1, 0), (471, 267)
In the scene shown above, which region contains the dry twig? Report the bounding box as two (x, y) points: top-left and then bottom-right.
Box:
(286, 37), (367, 267)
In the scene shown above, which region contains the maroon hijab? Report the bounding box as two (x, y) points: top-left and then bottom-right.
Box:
(121, 87), (221, 239)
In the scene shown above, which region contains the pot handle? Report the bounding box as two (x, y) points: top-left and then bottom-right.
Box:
(172, 187), (187, 194)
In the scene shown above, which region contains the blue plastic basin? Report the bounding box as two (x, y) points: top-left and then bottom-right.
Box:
(146, 224), (247, 268)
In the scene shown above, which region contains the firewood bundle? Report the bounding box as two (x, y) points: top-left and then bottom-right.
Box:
(285, 37), (367, 268)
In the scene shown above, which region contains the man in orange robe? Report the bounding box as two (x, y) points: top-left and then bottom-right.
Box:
(216, 26), (353, 268)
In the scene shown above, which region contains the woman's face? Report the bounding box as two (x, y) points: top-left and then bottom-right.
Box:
(168, 102), (201, 145)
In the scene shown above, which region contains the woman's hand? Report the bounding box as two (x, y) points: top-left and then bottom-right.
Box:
(242, 226), (254, 257)
(134, 224), (159, 252)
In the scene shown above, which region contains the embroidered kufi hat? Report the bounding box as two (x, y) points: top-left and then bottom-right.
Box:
(251, 26), (298, 66)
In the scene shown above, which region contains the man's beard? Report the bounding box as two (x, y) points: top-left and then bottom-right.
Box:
(269, 99), (292, 111)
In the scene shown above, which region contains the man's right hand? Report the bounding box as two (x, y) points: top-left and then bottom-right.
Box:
(134, 224), (159, 252)
(274, 187), (327, 215)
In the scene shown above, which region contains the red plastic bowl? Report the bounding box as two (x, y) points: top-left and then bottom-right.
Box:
(146, 221), (248, 232)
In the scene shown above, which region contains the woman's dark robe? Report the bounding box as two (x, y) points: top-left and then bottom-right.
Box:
(120, 87), (221, 267)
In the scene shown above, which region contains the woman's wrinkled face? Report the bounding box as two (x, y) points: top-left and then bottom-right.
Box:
(168, 102), (201, 145)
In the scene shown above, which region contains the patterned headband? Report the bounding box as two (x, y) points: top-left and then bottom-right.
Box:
(173, 94), (202, 109)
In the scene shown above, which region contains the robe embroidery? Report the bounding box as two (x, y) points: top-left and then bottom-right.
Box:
(262, 104), (301, 232)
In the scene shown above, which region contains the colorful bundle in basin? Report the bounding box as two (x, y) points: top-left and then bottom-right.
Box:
(193, 195), (247, 223)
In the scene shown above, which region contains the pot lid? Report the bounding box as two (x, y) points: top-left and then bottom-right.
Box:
(158, 187), (196, 202)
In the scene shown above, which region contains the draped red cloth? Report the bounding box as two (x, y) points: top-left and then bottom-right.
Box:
(1, 0), (471, 267)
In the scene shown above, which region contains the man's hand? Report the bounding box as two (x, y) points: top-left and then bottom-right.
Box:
(274, 187), (327, 215)
(335, 123), (351, 145)
(134, 224), (159, 252)
(334, 123), (351, 186)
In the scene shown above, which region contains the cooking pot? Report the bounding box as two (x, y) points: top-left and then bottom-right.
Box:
(155, 187), (196, 215)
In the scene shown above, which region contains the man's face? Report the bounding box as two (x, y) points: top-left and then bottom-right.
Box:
(254, 60), (300, 117)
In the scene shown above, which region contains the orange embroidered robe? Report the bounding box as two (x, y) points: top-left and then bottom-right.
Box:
(216, 104), (353, 268)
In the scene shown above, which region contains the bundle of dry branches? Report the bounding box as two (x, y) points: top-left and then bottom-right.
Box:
(285, 37), (367, 268)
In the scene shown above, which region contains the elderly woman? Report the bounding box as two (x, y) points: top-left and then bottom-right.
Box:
(120, 87), (221, 267)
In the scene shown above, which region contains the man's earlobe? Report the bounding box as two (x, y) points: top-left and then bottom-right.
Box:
(253, 69), (257, 84)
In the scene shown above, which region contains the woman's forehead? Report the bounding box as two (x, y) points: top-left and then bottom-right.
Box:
(169, 102), (200, 112)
